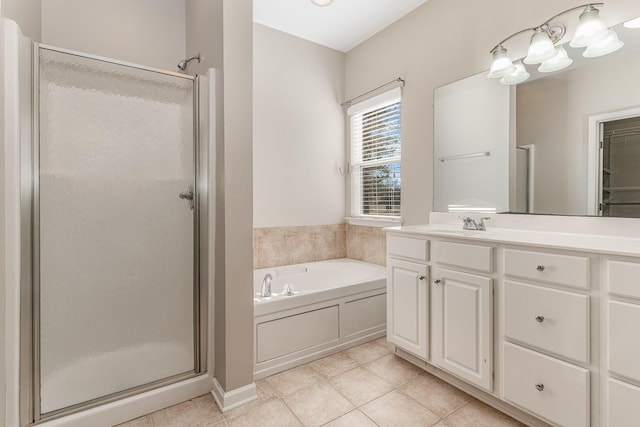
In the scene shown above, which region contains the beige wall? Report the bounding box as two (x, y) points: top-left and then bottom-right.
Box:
(217, 0), (254, 392)
(345, 0), (640, 225)
(41, 0), (186, 71)
(253, 24), (345, 228)
(2, 0), (40, 41)
(517, 48), (640, 215)
(1, 3), (6, 426)
(186, 0), (254, 394)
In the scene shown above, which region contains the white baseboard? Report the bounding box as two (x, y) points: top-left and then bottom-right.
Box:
(211, 378), (257, 412)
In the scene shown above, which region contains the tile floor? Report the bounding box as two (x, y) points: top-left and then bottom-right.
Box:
(118, 337), (525, 427)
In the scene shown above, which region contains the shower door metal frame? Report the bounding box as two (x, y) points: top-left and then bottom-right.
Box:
(20, 43), (208, 425)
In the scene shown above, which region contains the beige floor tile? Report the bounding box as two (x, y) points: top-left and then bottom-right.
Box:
(363, 354), (424, 387)
(329, 367), (394, 406)
(361, 390), (440, 427)
(322, 409), (378, 427)
(402, 373), (472, 417)
(227, 399), (302, 427)
(344, 341), (391, 365)
(223, 379), (279, 420)
(151, 394), (224, 426)
(307, 352), (359, 378)
(264, 365), (323, 396)
(436, 400), (525, 427)
(374, 336), (395, 351)
(115, 415), (153, 427)
(284, 383), (354, 427)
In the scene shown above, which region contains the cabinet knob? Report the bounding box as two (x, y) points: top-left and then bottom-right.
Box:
(535, 383), (544, 392)
(535, 315), (545, 323)
(433, 279), (441, 284)
(418, 275), (426, 281)
(536, 265), (545, 272)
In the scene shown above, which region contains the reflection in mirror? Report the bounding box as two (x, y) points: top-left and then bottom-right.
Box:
(433, 21), (640, 218)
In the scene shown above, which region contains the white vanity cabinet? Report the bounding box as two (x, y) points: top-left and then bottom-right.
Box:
(502, 247), (592, 427)
(604, 258), (640, 427)
(431, 241), (494, 392)
(502, 247), (591, 427)
(386, 234), (429, 360)
(385, 222), (640, 427)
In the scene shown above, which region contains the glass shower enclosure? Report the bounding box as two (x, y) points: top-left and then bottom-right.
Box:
(22, 44), (205, 422)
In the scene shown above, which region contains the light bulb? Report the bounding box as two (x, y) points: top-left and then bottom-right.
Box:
(570, 6), (609, 48)
(539, 46), (573, 73)
(524, 29), (558, 64)
(584, 29), (624, 58)
(500, 61), (530, 85)
(487, 46), (516, 78)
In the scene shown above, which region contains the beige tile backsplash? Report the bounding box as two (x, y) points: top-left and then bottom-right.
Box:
(253, 224), (386, 269)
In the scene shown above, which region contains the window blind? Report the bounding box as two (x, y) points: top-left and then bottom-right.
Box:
(349, 87), (402, 218)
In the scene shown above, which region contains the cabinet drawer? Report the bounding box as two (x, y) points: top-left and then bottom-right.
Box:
(387, 234), (428, 262)
(504, 248), (589, 289)
(504, 281), (589, 363)
(608, 378), (640, 427)
(503, 342), (589, 427)
(432, 240), (492, 273)
(606, 259), (640, 299)
(609, 301), (640, 382)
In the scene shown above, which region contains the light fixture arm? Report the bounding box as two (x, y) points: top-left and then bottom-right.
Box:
(489, 3), (604, 53)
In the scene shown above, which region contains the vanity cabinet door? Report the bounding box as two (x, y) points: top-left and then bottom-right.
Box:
(387, 258), (428, 359)
(432, 267), (493, 391)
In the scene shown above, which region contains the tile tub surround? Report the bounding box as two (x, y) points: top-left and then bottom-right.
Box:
(253, 225), (346, 269)
(253, 224), (386, 269)
(118, 338), (524, 427)
(346, 225), (386, 267)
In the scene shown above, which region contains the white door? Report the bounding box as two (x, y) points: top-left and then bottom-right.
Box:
(387, 258), (428, 359)
(432, 268), (493, 391)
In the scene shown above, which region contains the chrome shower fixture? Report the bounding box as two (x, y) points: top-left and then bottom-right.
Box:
(177, 53), (201, 71)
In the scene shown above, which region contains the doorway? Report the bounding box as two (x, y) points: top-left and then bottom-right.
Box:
(599, 116), (640, 218)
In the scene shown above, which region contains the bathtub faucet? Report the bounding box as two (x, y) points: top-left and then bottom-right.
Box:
(261, 274), (272, 297)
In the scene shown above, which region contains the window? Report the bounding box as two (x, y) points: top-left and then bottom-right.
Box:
(348, 88), (402, 218)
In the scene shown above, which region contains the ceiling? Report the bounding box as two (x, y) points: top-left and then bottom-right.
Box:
(253, 0), (429, 52)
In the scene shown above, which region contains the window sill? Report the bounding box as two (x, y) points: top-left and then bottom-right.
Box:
(345, 216), (403, 228)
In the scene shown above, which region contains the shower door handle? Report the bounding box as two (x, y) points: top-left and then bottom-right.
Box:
(179, 185), (195, 210)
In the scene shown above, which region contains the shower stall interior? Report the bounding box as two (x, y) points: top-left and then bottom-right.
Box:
(11, 32), (211, 425)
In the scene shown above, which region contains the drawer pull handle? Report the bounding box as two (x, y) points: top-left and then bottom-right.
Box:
(536, 265), (545, 272)
(535, 383), (544, 392)
(434, 279), (441, 284)
(535, 315), (545, 323)
(418, 275), (426, 281)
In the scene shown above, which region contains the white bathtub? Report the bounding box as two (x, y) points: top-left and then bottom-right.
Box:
(253, 259), (387, 379)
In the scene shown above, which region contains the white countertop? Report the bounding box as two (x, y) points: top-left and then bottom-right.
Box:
(385, 224), (640, 258)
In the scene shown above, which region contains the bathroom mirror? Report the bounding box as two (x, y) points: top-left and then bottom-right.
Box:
(434, 22), (640, 217)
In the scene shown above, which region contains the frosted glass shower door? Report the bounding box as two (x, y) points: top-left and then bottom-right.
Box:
(37, 47), (197, 414)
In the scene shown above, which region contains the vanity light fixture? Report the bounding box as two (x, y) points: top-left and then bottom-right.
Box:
(310, 0), (333, 6)
(488, 3), (622, 85)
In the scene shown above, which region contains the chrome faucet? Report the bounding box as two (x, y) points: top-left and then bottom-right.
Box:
(458, 216), (491, 231)
(260, 273), (272, 297)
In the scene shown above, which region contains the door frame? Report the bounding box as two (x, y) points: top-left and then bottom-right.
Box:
(587, 107), (640, 216)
